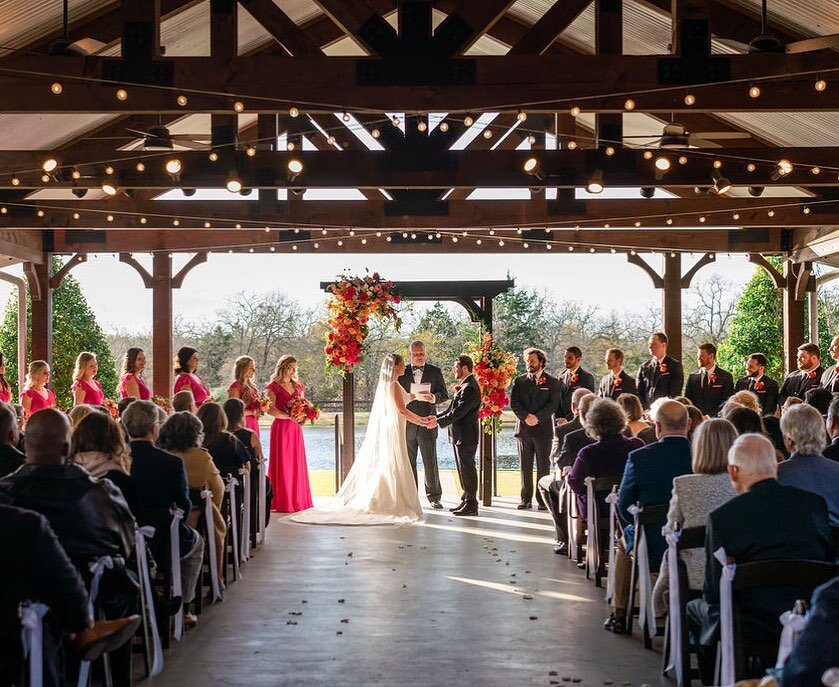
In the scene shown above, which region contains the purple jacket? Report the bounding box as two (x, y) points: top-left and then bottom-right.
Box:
(568, 433), (644, 517)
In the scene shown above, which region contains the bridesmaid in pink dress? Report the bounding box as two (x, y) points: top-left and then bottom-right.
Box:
(71, 352), (105, 406)
(266, 355), (313, 512)
(0, 352), (12, 404)
(20, 360), (56, 424)
(173, 346), (211, 407)
(118, 347), (151, 400)
(227, 355), (261, 437)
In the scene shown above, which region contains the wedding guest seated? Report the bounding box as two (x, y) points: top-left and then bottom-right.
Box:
(673, 396), (693, 406)
(0, 503), (140, 687)
(157, 411), (226, 589)
(117, 396), (136, 417)
(67, 404), (97, 428)
(804, 386), (833, 416)
(556, 394), (598, 471)
(172, 389), (198, 414)
(224, 398), (274, 527)
(781, 396), (803, 414)
(652, 419), (738, 616)
(70, 411), (137, 514)
(605, 400), (692, 634)
(686, 405), (705, 438)
(196, 402), (251, 479)
(0, 404), (24, 478)
(10, 403), (25, 453)
(729, 389), (762, 414)
(539, 389), (594, 554)
(822, 395), (839, 462)
(686, 434), (833, 685)
(780, 577), (839, 687)
(617, 393), (649, 437)
(725, 405), (766, 435)
(567, 399), (642, 565)
(123, 400), (204, 619)
(636, 397), (669, 445)
(0, 409), (138, 685)
(778, 403), (839, 524)
(762, 415), (788, 461)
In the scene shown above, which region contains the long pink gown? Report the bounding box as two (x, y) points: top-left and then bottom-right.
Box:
(0, 381), (11, 404)
(23, 388), (56, 416)
(227, 380), (261, 437)
(266, 381), (313, 513)
(118, 372), (151, 400)
(71, 378), (104, 405)
(174, 372), (210, 406)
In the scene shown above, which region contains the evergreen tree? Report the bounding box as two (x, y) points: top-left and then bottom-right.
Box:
(0, 260), (118, 408)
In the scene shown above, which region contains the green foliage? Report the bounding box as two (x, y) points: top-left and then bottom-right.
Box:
(0, 260), (117, 408)
(716, 258), (784, 381)
(411, 302), (480, 385)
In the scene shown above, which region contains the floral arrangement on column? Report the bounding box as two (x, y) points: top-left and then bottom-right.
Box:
(324, 272), (401, 374)
(466, 332), (517, 435)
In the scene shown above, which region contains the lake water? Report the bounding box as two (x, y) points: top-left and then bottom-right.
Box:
(258, 426), (523, 470)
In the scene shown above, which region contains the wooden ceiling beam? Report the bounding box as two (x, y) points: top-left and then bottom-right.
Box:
(239, 0), (324, 56)
(311, 0), (401, 57)
(431, 0), (517, 56)
(507, 0), (592, 55)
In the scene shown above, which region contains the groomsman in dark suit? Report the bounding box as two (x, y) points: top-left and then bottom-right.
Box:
(432, 355), (481, 516)
(397, 340), (449, 509)
(820, 336), (839, 393)
(558, 347), (596, 419)
(779, 342), (824, 407)
(598, 348), (637, 399)
(735, 353), (780, 416)
(510, 348), (562, 510)
(684, 343), (735, 416)
(636, 332), (684, 409)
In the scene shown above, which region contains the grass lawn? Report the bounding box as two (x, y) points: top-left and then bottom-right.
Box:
(309, 469), (525, 498)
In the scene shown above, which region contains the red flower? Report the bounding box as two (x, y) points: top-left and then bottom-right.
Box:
(808, 370), (817, 379)
(614, 376), (622, 386)
(754, 381), (764, 390)
(570, 374), (578, 384)
(538, 376), (546, 385)
(660, 363), (668, 373)
(709, 373), (716, 383)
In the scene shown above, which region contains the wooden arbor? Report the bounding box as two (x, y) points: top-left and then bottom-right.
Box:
(321, 279), (514, 506)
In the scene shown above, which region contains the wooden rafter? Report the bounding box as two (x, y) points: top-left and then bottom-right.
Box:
(508, 0), (593, 55)
(431, 0), (517, 57)
(239, 0), (323, 56)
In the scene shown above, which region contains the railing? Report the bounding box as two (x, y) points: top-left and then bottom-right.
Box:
(333, 413), (341, 492)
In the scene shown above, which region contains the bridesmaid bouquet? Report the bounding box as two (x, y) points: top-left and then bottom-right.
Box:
(259, 395), (272, 414)
(152, 395), (172, 411)
(466, 332), (518, 435)
(288, 396), (320, 425)
(102, 398), (119, 419)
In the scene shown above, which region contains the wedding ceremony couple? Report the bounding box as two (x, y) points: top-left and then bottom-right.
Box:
(291, 341), (481, 526)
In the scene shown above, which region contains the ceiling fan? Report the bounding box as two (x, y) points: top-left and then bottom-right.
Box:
(716, 0), (839, 54)
(625, 122), (751, 149)
(124, 122), (211, 151)
(48, 0), (106, 55)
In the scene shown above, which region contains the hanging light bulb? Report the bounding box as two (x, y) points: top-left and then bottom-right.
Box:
(748, 85), (761, 98)
(226, 174), (242, 194)
(567, 140), (577, 150)
(815, 79), (827, 92)
(177, 95), (188, 106)
(326, 136), (336, 146)
(570, 106), (581, 117)
(439, 121), (449, 132)
(42, 158), (59, 173)
(165, 158), (182, 177)
(417, 119), (427, 132)
(50, 82), (63, 95)
(116, 88), (128, 101)
(746, 162), (756, 172)
(483, 129), (492, 139)
(104, 165), (115, 175)
(391, 115), (400, 127)
(654, 156), (671, 171)
(586, 169), (604, 194)
(135, 162), (145, 172)
(463, 114), (474, 127)
(289, 106), (300, 117)
(10, 176), (20, 186)
(233, 101), (245, 113)
(371, 129), (380, 138)
(287, 159), (304, 177)
(712, 169), (732, 194)
(624, 98), (636, 111)
(208, 151), (219, 162)
(342, 112), (351, 122)
(527, 134), (536, 145)
(605, 146), (615, 156)
(517, 110), (527, 122)
(684, 93), (696, 105)
(101, 180), (118, 196)
(246, 146), (256, 157)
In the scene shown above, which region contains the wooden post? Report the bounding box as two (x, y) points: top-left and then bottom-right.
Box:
(151, 253), (173, 397)
(27, 259), (52, 367)
(783, 260), (808, 374)
(662, 253), (683, 361)
(341, 373), (355, 482)
(480, 295), (494, 507)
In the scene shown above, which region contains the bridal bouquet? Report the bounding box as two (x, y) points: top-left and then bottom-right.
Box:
(288, 396), (320, 425)
(467, 333), (517, 435)
(324, 271), (401, 374)
(102, 398), (119, 419)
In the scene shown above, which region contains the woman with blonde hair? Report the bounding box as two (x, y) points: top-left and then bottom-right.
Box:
(71, 352), (105, 406)
(652, 418), (738, 615)
(265, 355), (313, 512)
(227, 355), (261, 437)
(20, 360), (55, 421)
(118, 347), (151, 400)
(729, 389), (761, 414)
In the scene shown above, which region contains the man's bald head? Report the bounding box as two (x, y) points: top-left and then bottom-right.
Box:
(25, 408), (71, 465)
(653, 399), (689, 436)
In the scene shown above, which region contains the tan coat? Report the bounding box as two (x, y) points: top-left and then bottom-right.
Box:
(172, 446), (227, 562)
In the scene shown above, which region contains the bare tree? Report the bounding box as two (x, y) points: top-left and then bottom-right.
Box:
(684, 274), (737, 350)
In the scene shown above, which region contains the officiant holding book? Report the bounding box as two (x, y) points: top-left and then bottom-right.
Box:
(397, 340), (449, 509)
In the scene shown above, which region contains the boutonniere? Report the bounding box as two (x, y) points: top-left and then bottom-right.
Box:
(659, 363), (668, 373)
(454, 384), (462, 392)
(808, 370), (817, 379)
(570, 374), (578, 384)
(538, 376), (546, 385)
(613, 376), (622, 386)
(709, 373), (716, 383)
(754, 380), (764, 390)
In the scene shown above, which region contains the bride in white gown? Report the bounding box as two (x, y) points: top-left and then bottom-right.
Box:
(289, 353), (431, 525)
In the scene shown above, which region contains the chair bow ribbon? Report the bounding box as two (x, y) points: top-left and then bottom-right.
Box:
(19, 601), (50, 687)
(169, 508), (184, 641)
(662, 524), (683, 683)
(226, 477), (242, 580)
(240, 469), (251, 565)
(604, 489), (619, 603)
(201, 489), (223, 603)
(135, 526), (164, 676)
(714, 546), (737, 687)
(583, 477), (600, 580)
(627, 505), (655, 635)
(776, 609), (809, 669)
(77, 555), (116, 686)
(257, 459), (267, 545)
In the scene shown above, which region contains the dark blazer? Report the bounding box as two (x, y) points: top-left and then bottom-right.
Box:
(820, 364), (839, 393)
(129, 440), (194, 555)
(398, 363), (449, 420)
(779, 366), (824, 407)
(735, 374), (780, 415)
(550, 415), (581, 462)
(684, 366), (735, 416)
(0, 444), (24, 479)
(822, 436), (839, 462)
(567, 434), (643, 515)
(509, 372), (562, 439)
(556, 427), (595, 470)
(777, 452), (839, 525)
(616, 435), (692, 565)
(781, 577), (839, 687)
(559, 367), (596, 419)
(598, 370), (637, 400)
(436, 374), (480, 447)
(700, 478), (833, 645)
(636, 355), (684, 408)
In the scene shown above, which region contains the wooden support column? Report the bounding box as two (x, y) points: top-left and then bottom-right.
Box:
(152, 253), (173, 398)
(595, 0), (622, 148)
(341, 374), (355, 481)
(662, 253), (683, 361)
(24, 259), (52, 366)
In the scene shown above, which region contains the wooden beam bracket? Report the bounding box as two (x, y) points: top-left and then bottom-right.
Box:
(119, 252), (155, 288)
(627, 252), (664, 288)
(679, 251), (716, 288)
(747, 253), (785, 289)
(793, 261), (814, 301)
(171, 251), (208, 288)
(49, 253), (87, 289)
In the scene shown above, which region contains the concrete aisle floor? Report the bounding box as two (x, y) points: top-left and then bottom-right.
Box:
(148, 492), (668, 687)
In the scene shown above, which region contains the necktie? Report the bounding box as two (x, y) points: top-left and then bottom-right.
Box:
(701, 370), (708, 389)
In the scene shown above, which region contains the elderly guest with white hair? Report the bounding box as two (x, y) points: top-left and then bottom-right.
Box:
(778, 403), (839, 525)
(686, 433), (834, 685)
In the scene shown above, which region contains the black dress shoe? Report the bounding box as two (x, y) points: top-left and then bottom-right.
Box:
(453, 507), (478, 517)
(553, 543), (567, 555)
(430, 501), (444, 509)
(517, 502), (532, 510)
(537, 504), (548, 511)
(449, 501), (466, 512)
(603, 613), (628, 634)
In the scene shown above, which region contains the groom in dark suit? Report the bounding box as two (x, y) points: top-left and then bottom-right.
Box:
(397, 340), (449, 509)
(431, 355), (481, 516)
(510, 347), (563, 510)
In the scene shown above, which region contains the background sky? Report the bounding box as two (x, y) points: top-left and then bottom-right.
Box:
(0, 251), (756, 332)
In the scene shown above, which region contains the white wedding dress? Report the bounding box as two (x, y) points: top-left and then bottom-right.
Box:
(288, 356), (424, 526)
